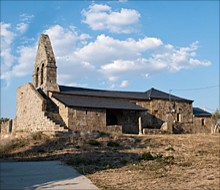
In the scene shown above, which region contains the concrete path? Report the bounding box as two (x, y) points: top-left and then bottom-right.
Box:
(0, 161), (98, 190)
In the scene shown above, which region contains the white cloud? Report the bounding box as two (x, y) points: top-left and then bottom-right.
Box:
(98, 40), (211, 86)
(16, 23), (28, 34)
(0, 22), (16, 84)
(12, 45), (37, 77)
(1, 22), (211, 90)
(118, 0), (128, 2)
(44, 25), (91, 56)
(1, 14), (34, 86)
(1, 22), (15, 46)
(120, 80), (129, 88)
(81, 4), (140, 33)
(74, 34), (162, 66)
(16, 14), (34, 34)
(20, 13), (35, 22)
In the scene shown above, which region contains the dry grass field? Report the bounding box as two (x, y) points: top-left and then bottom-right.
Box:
(0, 132), (219, 190)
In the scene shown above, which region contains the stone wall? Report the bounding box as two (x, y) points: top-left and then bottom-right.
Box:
(112, 110), (139, 134)
(0, 119), (13, 136)
(192, 116), (214, 133)
(50, 95), (69, 125)
(50, 96), (141, 134)
(136, 99), (193, 131)
(50, 96), (107, 132)
(33, 34), (59, 94)
(68, 107), (106, 132)
(14, 83), (67, 134)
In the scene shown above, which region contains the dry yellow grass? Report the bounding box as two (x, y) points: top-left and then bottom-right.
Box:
(0, 133), (219, 190)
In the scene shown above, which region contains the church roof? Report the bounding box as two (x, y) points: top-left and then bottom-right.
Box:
(58, 85), (193, 102)
(193, 107), (212, 117)
(145, 88), (193, 102)
(52, 93), (146, 111)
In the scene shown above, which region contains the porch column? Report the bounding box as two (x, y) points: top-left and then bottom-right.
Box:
(138, 116), (143, 135)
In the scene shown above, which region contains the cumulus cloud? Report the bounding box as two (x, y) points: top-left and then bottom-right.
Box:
(81, 4), (140, 33)
(0, 22), (16, 83)
(16, 14), (34, 34)
(16, 23), (28, 34)
(12, 45), (37, 77)
(1, 8), (211, 89)
(74, 34), (162, 67)
(1, 14), (34, 86)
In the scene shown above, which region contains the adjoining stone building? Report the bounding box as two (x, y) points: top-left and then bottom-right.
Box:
(192, 107), (214, 133)
(1, 34), (214, 136)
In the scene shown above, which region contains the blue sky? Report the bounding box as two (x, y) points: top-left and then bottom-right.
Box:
(1, 0), (219, 118)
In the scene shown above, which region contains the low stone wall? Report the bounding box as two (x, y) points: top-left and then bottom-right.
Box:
(143, 128), (170, 135)
(0, 119), (13, 138)
(106, 125), (122, 133)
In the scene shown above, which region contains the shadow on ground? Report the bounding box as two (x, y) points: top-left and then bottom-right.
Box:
(0, 132), (146, 174)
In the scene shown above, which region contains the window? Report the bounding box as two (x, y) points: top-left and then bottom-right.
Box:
(177, 113), (182, 122)
(40, 64), (44, 85)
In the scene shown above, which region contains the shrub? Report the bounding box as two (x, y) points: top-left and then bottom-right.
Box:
(31, 132), (43, 140)
(0, 139), (27, 157)
(87, 139), (101, 146)
(107, 141), (120, 147)
(140, 152), (155, 161)
(134, 137), (142, 143)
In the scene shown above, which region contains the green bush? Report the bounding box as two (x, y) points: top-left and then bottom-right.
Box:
(87, 139), (101, 146)
(140, 152), (155, 161)
(107, 141), (120, 147)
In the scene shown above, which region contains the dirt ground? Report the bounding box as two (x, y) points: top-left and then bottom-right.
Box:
(0, 132), (219, 190)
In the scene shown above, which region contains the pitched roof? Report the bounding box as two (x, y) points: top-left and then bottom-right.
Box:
(58, 85), (193, 102)
(59, 85), (147, 100)
(52, 93), (146, 111)
(145, 88), (193, 102)
(193, 107), (212, 117)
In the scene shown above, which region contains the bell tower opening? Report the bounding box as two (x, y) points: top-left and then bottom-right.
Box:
(36, 67), (39, 87)
(40, 64), (44, 85)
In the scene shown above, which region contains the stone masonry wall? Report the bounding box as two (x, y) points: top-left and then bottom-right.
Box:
(113, 110), (139, 134)
(192, 116), (214, 133)
(136, 99), (193, 131)
(0, 119), (13, 136)
(15, 83), (66, 134)
(68, 107), (106, 132)
(50, 95), (69, 126)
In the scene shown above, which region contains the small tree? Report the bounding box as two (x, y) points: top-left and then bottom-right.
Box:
(0, 117), (10, 124)
(212, 109), (220, 122)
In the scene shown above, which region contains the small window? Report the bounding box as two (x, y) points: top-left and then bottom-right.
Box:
(177, 113), (182, 122)
(36, 68), (39, 87)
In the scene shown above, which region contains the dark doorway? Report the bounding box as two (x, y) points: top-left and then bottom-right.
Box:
(106, 110), (118, 125)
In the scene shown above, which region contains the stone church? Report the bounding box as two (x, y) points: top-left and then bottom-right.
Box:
(1, 34), (214, 136)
